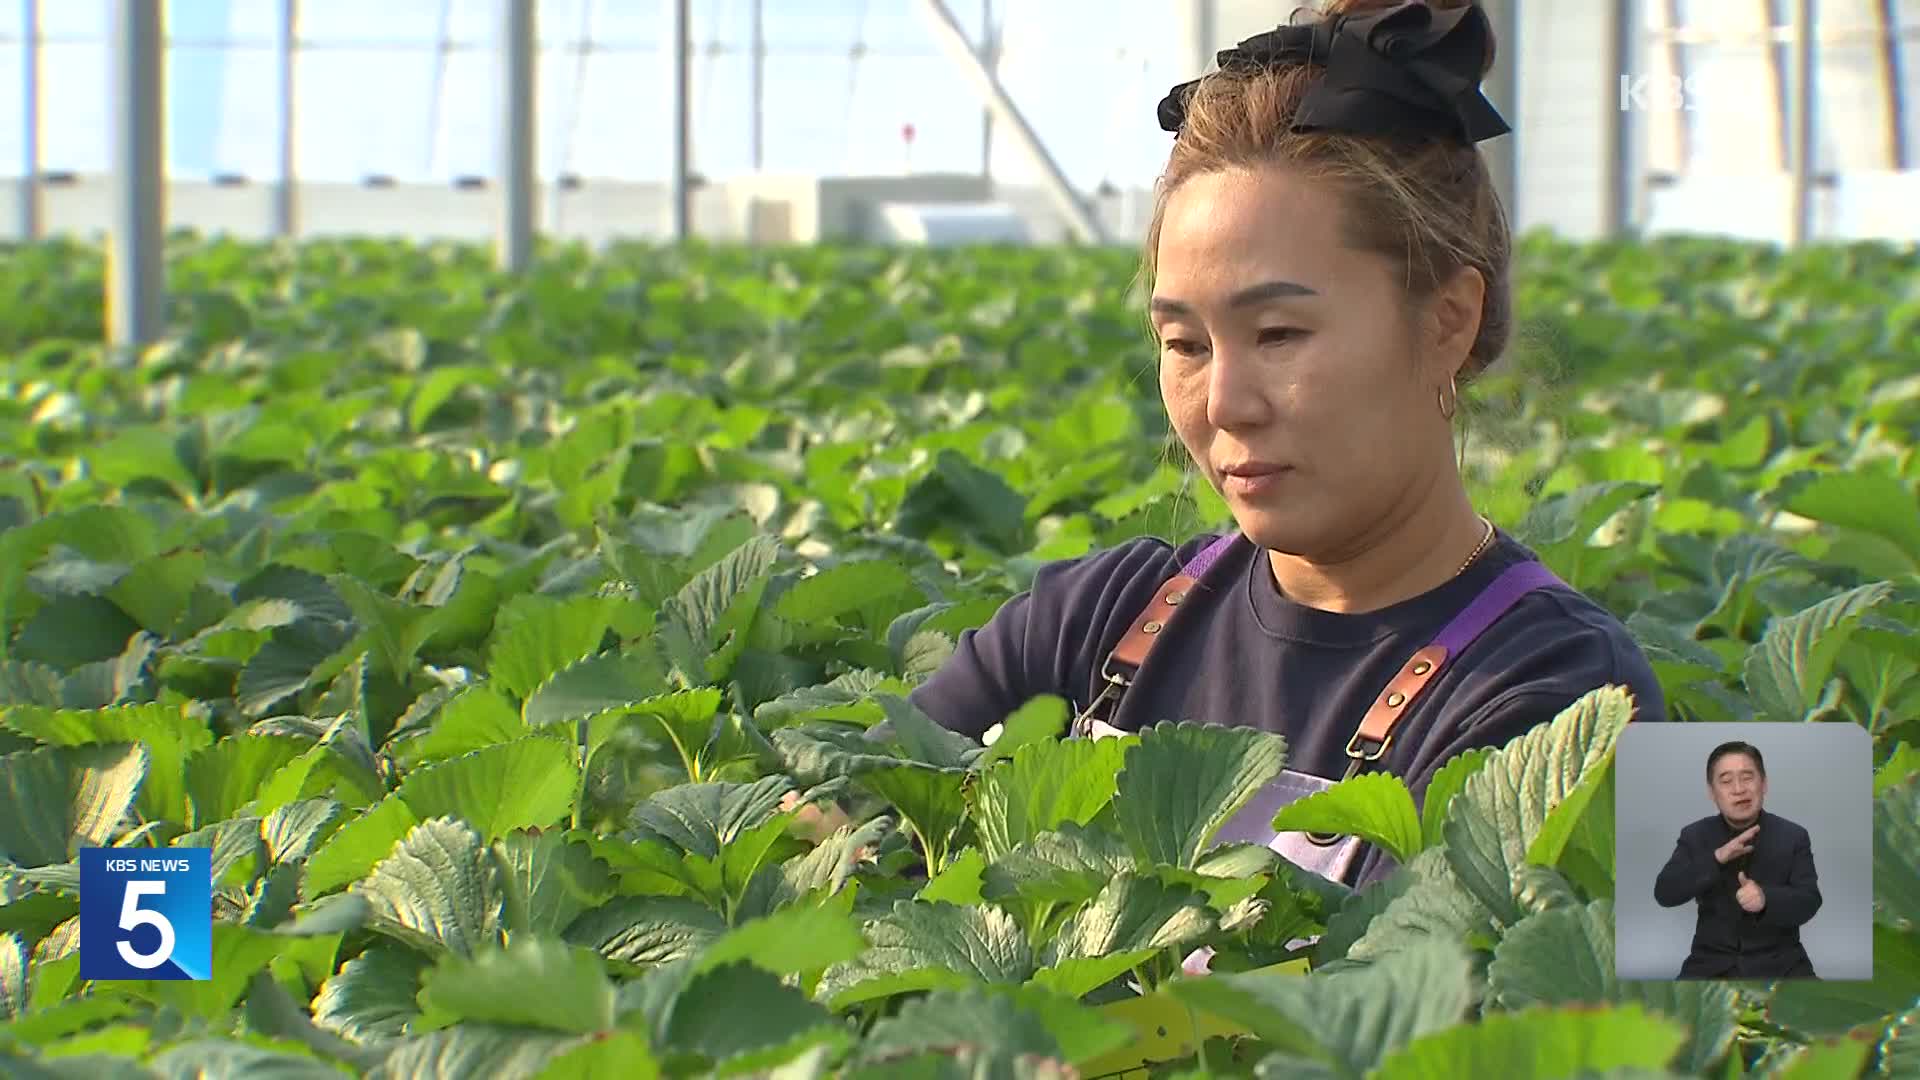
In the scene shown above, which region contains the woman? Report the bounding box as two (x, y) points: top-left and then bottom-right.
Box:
(907, 0), (1666, 889)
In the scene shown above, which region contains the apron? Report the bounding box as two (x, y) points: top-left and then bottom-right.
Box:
(1068, 534), (1569, 975)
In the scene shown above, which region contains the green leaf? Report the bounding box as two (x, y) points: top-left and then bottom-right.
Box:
(858, 986), (1064, 1068)
(974, 695), (1069, 769)
(1042, 872), (1215, 961)
(566, 894), (729, 966)
(1346, 847), (1496, 965)
(587, 687), (729, 781)
(1442, 686), (1632, 926)
(1512, 482), (1658, 558)
(528, 1031), (659, 1080)
(856, 763), (969, 871)
(235, 618), (358, 717)
(1269, 771), (1423, 864)
(487, 595), (615, 703)
(1313, 873), (1412, 967)
(418, 937), (615, 1035)
(894, 449), (1029, 553)
(980, 824), (1134, 909)
(1780, 472), (1920, 568)
(1365, 1002), (1688, 1079)
(390, 686), (523, 766)
(920, 846), (986, 905)
(1877, 1006), (1920, 1080)
(973, 737), (1126, 861)
(112, 922), (293, 1021)
(0, 703), (212, 825)
(817, 901), (1034, 1009)
(1758, 1034), (1875, 1080)
(183, 734), (309, 828)
(628, 775), (793, 859)
(773, 560), (916, 626)
(770, 817), (892, 905)
(396, 736), (578, 843)
(145, 1038), (351, 1079)
(1, 930), (27, 1021)
(1879, 742), (1920, 798)
(1169, 938), (1476, 1076)
(875, 694), (978, 771)
(1743, 583), (1895, 722)
(373, 1023), (577, 1080)
(0, 742), (148, 867)
(491, 828), (617, 938)
(1875, 773), (1920, 932)
(692, 904), (868, 978)
(333, 575), (436, 679)
(659, 961), (838, 1068)
(1766, 923), (1920, 1036)
(1113, 721), (1288, 869)
(302, 794), (420, 899)
(522, 650), (672, 730)
(1420, 747), (1492, 852)
(1484, 899), (1738, 1074)
(14, 594), (142, 672)
(351, 817), (506, 957)
(754, 672), (905, 729)
(770, 723), (902, 786)
(657, 534), (781, 685)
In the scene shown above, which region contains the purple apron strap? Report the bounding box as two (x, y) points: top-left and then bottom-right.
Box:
(1180, 532), (1240, 580)
(1430, 559), (1568, 659)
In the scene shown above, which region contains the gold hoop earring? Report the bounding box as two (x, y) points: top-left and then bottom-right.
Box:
(1437, 375), (1458, 421)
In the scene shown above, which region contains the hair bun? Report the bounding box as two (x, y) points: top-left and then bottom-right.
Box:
(1316, 0), (1496, 80)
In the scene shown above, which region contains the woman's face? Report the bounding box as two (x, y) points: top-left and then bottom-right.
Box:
(1149, 164), (1479, 559)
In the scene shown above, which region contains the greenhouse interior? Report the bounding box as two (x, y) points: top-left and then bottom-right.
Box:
(1, 2), (1918, 1078)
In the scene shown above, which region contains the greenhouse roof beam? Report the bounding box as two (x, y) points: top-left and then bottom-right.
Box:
(912, 0), (1108, 245)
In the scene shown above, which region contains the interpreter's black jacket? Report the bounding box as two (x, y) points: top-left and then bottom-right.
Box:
(1653, 808), (1821, 979)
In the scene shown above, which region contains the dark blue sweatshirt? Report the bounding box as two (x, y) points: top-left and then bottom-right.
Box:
(909, 529), (1667, 888)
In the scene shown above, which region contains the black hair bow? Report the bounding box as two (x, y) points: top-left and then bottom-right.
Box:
(1156, 1), (1510, 144)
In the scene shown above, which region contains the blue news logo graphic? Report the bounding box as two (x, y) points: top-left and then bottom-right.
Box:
(79, 847), (213, 981)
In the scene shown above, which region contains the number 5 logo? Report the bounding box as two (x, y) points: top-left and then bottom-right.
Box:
(115, 880), (176, 969)
(80, 847), (209, 981)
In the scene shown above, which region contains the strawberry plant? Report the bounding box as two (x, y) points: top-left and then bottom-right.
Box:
(0, 233), (1915, 1077)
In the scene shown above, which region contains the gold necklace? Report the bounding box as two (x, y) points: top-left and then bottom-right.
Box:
(1456, 515), (1495, 577)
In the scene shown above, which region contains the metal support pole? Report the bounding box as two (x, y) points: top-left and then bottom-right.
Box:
(19, 0), (39, 241)
(1788, 0), (1816, 247)
(750, 0), (764, 171)
(980, 0), (994, 177)
(1480, 0), (1518, 226)
(273, 0), (296, 237)
(1602, 0), (1636, 236)
(1875, 0), (1909, 169)
(669, 0), (690, 240)
(912, 0), (1108, 244)
(1658, 0), (1690, 168)
(500, 0), (535, 271)
(1764, 0), (1790, 171)
(108, 0), (164, 352)
(1191, 0), (1215, 79)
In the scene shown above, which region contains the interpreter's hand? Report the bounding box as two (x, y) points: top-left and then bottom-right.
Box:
(1715, 824), (1759, 864)
(1736, 871), (1766, 914)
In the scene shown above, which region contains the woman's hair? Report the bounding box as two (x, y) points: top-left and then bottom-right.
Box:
(1141, 0), (1513, 385)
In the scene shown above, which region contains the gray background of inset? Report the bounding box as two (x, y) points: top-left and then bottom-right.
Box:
(1614, 722), (1874, 981)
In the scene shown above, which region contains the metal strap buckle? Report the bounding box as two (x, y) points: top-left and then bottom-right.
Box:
(1345, 730), (1392, 762)
(1070, 666), (1132, 737)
